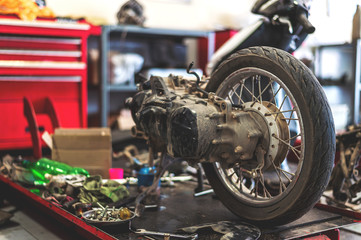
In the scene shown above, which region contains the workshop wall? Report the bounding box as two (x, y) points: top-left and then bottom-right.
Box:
(307, 0), (360, 45)
(45, 0), (257, 30)
(46, 0), (359, 45)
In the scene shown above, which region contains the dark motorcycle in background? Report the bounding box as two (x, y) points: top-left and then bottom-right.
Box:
(206, 0), (316, 75)
(126, 0), (336, 226)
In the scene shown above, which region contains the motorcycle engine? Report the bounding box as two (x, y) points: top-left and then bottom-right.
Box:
(127, 75), (288, 168)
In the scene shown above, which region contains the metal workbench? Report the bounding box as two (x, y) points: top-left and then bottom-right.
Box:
(0, 174), (359, 240)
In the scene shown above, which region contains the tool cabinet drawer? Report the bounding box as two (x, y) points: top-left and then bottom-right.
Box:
(0, 16), (92, 150)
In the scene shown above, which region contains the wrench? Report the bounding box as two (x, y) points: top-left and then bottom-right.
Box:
(132, 228), (198, 239)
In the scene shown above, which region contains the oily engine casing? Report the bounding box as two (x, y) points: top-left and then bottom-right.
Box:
(127, 76), (264, 164)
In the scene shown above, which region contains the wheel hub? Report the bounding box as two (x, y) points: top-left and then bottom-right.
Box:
(243, 101), (290, 169)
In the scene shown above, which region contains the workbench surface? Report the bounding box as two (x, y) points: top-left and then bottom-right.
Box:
(0, 175), (359, 240)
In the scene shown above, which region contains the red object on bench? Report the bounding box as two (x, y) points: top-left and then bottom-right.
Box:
(23, 97), (60, 159)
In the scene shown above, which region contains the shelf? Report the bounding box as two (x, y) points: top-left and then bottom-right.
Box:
(107, 85), (137, 91)
(99, 25), (212, 127)
(103, 25), (209, 38)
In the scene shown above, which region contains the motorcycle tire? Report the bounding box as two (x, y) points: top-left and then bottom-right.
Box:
(203, 46), (336, 226)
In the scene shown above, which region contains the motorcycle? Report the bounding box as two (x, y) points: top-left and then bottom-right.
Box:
(206, 0), (315, 75)
(126, 0), (336, 226)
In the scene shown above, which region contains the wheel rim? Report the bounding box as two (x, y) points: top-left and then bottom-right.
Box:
(215, 67), (305, 205)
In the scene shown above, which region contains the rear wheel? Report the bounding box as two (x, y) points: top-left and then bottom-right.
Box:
(203, 46), (335, 226)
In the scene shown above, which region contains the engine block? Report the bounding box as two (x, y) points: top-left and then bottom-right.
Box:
(126, 75), (274, 167)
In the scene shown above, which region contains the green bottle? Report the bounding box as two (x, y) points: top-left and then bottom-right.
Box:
(22, 158), (89, 185)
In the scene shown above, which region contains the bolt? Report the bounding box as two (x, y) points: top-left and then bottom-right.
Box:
(269, 122), (273, 126)
(221, 103), (226, 110)
(96, 202), (105, 210)
(234, 146), (243, 153)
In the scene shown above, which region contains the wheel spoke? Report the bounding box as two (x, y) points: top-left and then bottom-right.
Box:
(238, 80), (245, 105)
(257, 79), (273, 102)
(265, 109), (295, 116)
(252, 76), (255, 103)
(288, 107), (295, 125)
(269, 85), (282, 104)
(228, 170), (236, 178)
(227, 92), (235, 104)
(259, 171), (272, 198)
(258, 75), (262, 103)
(277, 167), (294, 182)
(275, 94), (288, 120)
(271, 159), (287, 194)
(272, 134), (302, 156)
(243, 84), (260, 104)
(286, 133), (301, 142)
(286, 133), (301, 141)
(283, 118), (299, 121)
(228, 80), (244, 105)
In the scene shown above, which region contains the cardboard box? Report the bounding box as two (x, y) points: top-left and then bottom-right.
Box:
(352, 5), (361, 41)
(52, 128), (111, 178)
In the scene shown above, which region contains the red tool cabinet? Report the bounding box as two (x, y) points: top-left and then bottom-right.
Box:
(0, 16), (94, 151)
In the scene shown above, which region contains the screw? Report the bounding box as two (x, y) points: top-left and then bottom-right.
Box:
(101, 206), (108, 219)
